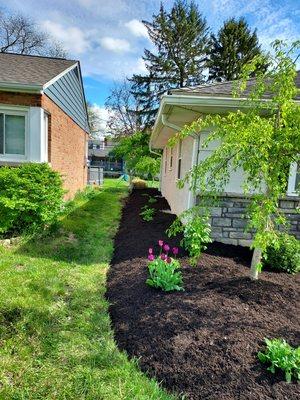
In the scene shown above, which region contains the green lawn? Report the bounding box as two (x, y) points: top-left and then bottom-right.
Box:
(0, 179), (174, 400)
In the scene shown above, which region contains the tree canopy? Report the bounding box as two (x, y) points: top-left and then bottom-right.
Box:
(130, 0), (209, 127)
(207, 17), (266, 82)
(0, 9), (66, 57)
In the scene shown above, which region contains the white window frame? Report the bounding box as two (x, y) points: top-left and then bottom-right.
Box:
(0, 105), (29, 161)
(287, 162), (299, 196)
(164, 147), (168, 175)
(169, 146), (173, 170)
(177, 139), (182, 180)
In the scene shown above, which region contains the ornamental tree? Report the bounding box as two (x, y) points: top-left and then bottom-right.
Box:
(173, 41), (300, 280)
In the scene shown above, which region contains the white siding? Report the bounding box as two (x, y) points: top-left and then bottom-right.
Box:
(160, 135), (196, 215)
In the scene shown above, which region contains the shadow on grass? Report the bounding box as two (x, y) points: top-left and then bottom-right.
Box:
(16, 185), (128, 265)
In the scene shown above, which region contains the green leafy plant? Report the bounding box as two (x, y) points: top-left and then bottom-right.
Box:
(0, 163), (64, 236)
(264, 233), (300, 274)
(146, 241), (183, 292)
(258, 338), (300, 383)
(140, 205), (155, 221)
(148, 196), (157, 204)
(167, 213), (212, 266)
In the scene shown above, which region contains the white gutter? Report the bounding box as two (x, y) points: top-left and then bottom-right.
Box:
(0, 81), (43, 93)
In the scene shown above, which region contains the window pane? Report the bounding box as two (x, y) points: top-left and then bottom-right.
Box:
(5, 115), (25, 155)
(0, 114), (3, 154)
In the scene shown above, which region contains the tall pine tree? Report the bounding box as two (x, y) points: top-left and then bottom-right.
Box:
(208, 18), (265, 82)
(130, 0), (209, 127)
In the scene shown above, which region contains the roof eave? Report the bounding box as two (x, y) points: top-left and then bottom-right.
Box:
(0, 81), (43, 93)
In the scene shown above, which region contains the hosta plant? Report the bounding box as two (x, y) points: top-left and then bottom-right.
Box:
(258, 338), (300, 383)
(146, 240), (184, 292)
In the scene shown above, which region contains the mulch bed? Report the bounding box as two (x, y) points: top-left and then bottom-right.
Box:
(106, 188), (300, 400)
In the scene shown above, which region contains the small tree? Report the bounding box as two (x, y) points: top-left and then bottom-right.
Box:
(174, 41), (300, 279)
(111, 131), (160, 181)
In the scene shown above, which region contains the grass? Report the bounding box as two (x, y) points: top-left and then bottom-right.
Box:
(0, 179), (175, 400)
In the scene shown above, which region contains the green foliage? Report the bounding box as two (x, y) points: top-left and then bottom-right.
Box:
(130, 0), (209, 126)
(264, 233), (300, 274)
(0, 179), (173, 399)
(140, 205), (155, 221)
(148, 196), (157, 204)
(167, 212), (212, 266)
(258, 338), (300, 383)
(173, 41), (300, 277)
(0, 163), (64, 236)
(111, 131), (160, 178)
(208, 17), (266, 82)
(147, 257), (184, 292)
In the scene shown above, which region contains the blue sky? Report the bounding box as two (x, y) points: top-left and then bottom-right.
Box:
(1, 0), (300, 122)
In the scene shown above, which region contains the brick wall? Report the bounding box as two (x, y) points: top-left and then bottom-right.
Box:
(0, 91), (41, 107)
(197, 194), (300, 246)
(42, 94), (88, 199)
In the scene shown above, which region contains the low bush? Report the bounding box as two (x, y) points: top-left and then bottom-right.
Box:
(0, 163), (64, 236)
(140, 205), (155, 221)
(132, 178), (147, 189)
(258, 338), (300, 383)
(167, 214), (212, 266)
(146, 241), (183, 292)
(264, 233), (300, 274)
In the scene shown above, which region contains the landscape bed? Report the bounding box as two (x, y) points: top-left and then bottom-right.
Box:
(107, 188), (300, 400)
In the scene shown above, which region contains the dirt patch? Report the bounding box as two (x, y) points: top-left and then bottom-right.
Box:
(107, 189), (300, 400)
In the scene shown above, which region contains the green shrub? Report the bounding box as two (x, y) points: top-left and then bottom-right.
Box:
(0, 163), (64, 236)
(264, 233), (300, 274)
(167, 214), (212, 266)
(140, 205), (155, 221)
(258, 338), (300, 382)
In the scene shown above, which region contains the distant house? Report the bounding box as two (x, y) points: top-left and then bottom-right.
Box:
(88, 137), (123, 176)
(0, 52), (90, 198)
(151, 75), (300, 245)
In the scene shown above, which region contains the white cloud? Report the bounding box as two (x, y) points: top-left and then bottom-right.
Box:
(99, 37), (131, 53)
(90, 104), (110, 135)
(125, 19), (148, 38)
(42, 20), (90, 55)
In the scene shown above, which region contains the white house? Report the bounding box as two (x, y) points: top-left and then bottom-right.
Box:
(150, 76), (300, 246)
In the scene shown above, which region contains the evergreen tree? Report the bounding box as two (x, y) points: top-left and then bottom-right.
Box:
(130, 0), (209, 127)
(208, 18), (265, 82)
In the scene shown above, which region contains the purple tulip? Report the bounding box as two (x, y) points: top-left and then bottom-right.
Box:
(148, 248), (153, 254)
(158, 240), (164, 247)
(166, 257), (172, 264)
(160, 253), (166, 260)
(148, 254), (155, 261)
(163, 244), (170, 252)
(172, 247), (179, 255)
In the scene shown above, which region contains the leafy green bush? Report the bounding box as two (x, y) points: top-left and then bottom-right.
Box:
(0, 163), (64, 236)
(264, 233), (300, 274)
(146, 242), (183, 292)
(258, 338), (300, 382)
(140, 205), (155, 221)
(167, 214), (212, 266)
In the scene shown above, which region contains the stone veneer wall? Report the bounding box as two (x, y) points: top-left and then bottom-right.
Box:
(197, 194), (300, 247)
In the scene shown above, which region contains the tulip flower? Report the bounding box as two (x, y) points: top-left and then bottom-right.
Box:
(160, 253), (166, 260)
(158, 240), (164, 247)
(148, 248), (153, 254)
(172, 247), (179, 256)
(163, 244), (170, 252)
(166, 257), (172, 264)
(148, 254), (155, 261)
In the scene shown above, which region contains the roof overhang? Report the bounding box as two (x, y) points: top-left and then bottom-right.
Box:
(150, 94), (256, 149)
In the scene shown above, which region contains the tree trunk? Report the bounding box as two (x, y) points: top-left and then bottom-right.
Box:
(250, 247), (262, 280)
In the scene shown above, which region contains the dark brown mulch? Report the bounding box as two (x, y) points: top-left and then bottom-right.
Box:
(106, 188), (300, 400)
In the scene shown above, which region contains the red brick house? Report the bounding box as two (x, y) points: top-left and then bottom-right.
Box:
(0, 53), (90, 198)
